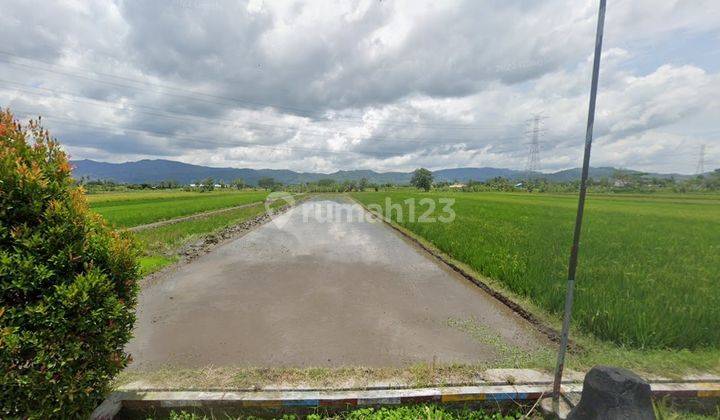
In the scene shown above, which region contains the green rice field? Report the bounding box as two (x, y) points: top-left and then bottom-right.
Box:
(352, 191), (720, 349)
(87, 190), (268, 228)
(87, 190), (293, 276)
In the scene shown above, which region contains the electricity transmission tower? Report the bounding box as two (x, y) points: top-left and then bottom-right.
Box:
(525, 115), (542, 175)
(696, 144), (706, 175)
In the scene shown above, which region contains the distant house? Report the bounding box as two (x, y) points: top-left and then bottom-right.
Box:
(189, 183), (197, 187)
(514, 182), (524, 188)
(448, 183), (466, 189)
(213, 184), (222, 188)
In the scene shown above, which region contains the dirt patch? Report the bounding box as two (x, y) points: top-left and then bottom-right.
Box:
(116, 364), (523, 391)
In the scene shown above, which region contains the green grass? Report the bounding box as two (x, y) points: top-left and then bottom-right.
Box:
(352, 191), (720, 349)
(88, 189), (268, 228)
(654, 399), (720, 420)
(139, 255), (177, 276)
(135, 203), (266, 253)
(160, 405), (524, 420)
(135, 199), (289, 275)
(157, 401), (719, 420)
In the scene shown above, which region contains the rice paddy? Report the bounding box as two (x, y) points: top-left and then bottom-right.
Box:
(133, 202), (273, 275)
(85, 189), (273, 274)
(87, 189), (268, 228)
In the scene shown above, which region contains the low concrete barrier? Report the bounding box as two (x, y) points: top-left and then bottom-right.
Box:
(92, 370), (720, 419)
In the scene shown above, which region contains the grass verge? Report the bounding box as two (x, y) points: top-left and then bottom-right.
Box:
(151, 403), (720, 420)
(116, 348), (720, 392)
(135, 198), (292, 276)
(158, 406), (526, 420)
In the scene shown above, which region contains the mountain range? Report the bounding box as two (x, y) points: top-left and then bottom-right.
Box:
(71, 159), (691, 186)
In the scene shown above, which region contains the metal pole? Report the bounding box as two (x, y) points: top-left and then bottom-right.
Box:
(552, 0), (606, 413)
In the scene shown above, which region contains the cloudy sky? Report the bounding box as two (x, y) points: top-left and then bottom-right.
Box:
(1, 0), (719, 174)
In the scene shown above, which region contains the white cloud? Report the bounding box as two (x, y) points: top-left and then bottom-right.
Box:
(0, 0), (718, 174)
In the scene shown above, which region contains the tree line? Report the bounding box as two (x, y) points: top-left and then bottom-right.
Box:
(76, 167), (720, 194)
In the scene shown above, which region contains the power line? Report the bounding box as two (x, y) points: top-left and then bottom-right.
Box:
(9, 109), (527, 159)
(0, 80), (537, 146)
(13, 101), (713, 172)
(0, 50), (528, 130)
(0, 50), (349, 121)
(9, 107), (582, 161)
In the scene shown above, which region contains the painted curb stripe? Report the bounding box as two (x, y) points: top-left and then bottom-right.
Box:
(358, 397), (401, 405)
(699, 390), (720, 398)
(160, 400), (201, 408)
(400, 395), (441, 404)
(488, 392), (528, 401)
(653, 390), (703, 398)
(117, 387), (720, 406)
(283, 399), (320, 407)
(241, 400), (282, 408)
(103, 383), (720, 413)
(441, 394), (485, 403)
(319, 398), (359, 407)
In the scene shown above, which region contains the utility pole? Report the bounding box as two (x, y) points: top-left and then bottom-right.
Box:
(696, 144), (706, 175)
(525, 115), (542, 175)
(552, 0), (606, 414)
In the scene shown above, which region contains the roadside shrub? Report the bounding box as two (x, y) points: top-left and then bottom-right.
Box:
(0, 110), (140, 418)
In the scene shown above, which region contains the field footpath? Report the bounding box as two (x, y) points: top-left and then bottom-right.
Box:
(127, 200), (264, 232)
(125, 193), (303, 232)
(349, 195), (571, 350)
(93, 369), (720, 419)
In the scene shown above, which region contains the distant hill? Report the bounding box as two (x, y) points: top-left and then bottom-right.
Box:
(433, 167), (531, 182)
(71, 159), (410, 185)
(543, 167), (692, 182)
(70, 159), (691, 186)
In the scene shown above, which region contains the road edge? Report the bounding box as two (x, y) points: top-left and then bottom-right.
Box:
(93, 378), (720, 419)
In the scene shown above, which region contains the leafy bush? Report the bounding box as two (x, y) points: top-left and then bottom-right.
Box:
(0, 110), (140, 418)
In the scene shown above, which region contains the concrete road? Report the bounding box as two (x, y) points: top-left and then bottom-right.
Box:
(126, 196), (548, 369)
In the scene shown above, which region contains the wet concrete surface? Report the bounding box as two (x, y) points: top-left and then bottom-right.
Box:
(126, 196), (548, 369)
